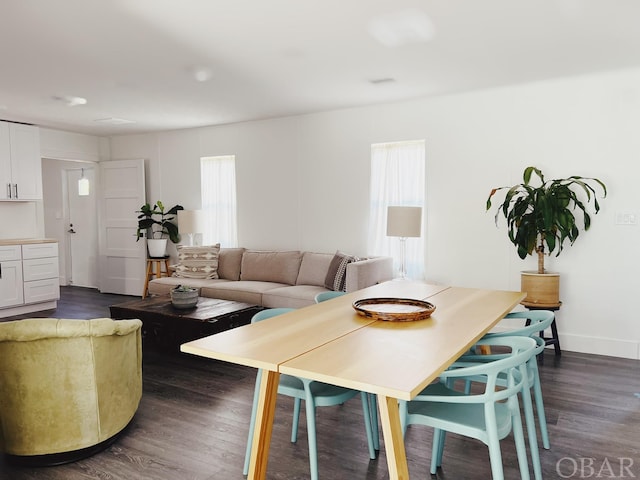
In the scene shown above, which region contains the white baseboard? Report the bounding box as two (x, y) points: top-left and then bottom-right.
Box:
(558, 333), (639, 360)
(489, 324), (639, 360)
(0, 300), (58, 319)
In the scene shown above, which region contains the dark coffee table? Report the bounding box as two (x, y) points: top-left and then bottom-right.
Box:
(110, 296), (264, 351)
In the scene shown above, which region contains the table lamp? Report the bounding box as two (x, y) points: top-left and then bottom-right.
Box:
(178, 210), (205, 246)
(386, 205), (422, 279)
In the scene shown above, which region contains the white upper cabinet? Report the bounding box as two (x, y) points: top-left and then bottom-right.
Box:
(0, 123), (10, 199)
(0, 121), (42, 201)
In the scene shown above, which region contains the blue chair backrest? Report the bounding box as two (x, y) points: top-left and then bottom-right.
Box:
(251, 308), (296, 324)
(489, 310), (554, 338)
(435, 336), (537, 403)
(315, 291), (346, 303)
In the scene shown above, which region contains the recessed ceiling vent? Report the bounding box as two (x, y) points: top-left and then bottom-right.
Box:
(369, 78), (396, 85)
(93, 117), (135, 125)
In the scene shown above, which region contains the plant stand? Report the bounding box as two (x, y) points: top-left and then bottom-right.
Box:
(143, 256), (170, 298)
(521, 300), (562, 363)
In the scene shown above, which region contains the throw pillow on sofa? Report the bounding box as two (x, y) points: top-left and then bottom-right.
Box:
(296, 252), (334, 287)
(240, 250), (303, 285)
(174, 244), (220, 279)
(324, 251), (357, 291)
(218, 248), (245, 280)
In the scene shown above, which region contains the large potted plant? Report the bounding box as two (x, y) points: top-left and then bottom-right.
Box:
(486, 166), (607, 305)
(136, 201), (183, 257)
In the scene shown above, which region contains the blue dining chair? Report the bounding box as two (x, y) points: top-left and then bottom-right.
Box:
(400, 336), (538, 480)
(483, 310), (554, 451)
(447, 310), (553, 480)
(314, 290), (346, 303)
(243, 308), (377, 480)
(314, 289), (380, 451)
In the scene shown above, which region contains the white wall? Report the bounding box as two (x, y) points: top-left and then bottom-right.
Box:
(0, 202), (39, 239)
(109, 67), (640, 359)
(40, 127), (110, 162)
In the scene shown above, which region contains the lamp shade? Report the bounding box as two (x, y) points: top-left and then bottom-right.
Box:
(386, 206), (422, 238)
(177, 209), (205, 234)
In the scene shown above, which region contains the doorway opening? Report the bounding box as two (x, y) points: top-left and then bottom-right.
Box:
(42, 158), (99, 289)
(65, 167), (98, 287)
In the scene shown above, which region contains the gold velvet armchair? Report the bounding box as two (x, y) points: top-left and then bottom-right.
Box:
(0, 317), (142, 465)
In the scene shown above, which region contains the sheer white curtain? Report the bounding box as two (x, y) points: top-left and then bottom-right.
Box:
(368, 140), (425, 279)
(201, 155), (238, 247)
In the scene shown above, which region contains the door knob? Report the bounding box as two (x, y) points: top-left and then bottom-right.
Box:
(68, 224), (76, 234)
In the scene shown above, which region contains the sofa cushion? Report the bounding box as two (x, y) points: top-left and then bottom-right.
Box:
(218, 248), (245, 280)
(296, 252), (334, 287)
(262, 285), (330, 309)
(201, 280), (289, 305)
(147, 276), (231, 296)
(174, 244), (220, 279)
(324, 251), (357, 291)
(240, 250), (302, 285)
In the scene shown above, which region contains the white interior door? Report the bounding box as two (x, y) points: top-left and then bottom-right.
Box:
(98, 159), (146, 295)
(66, 167), (98, 288)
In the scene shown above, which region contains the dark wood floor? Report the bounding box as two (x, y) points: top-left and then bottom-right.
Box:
(1, 286), (639, 479)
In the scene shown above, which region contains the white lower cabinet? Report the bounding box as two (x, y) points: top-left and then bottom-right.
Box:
(0, 259), (24, 308)
(0, 242), (59, 317)
(24, 278), (59, 304)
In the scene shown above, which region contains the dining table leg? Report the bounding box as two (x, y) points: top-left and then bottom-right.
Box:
(378, 394), (410, 480)
(248, 369), (280, 480)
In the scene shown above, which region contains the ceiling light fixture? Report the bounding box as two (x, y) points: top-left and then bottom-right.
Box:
(190, 67), (213, 82)
(78, 168), (90, 196)
(368, 9), (436, 48)
(67, 96), (87, 106)
(53, 95), (87, 107)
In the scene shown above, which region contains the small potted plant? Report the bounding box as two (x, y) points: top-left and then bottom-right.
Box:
(136, 201), (184, 257)
(170, 284), (199, 309)
(486, 166), (607, 305)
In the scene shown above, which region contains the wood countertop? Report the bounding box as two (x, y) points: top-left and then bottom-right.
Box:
(0, 238), (58, 246)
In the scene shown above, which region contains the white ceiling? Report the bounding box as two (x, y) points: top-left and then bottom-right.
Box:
(1, 0), (640, 136)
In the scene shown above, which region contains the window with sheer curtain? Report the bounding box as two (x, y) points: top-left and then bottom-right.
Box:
(368, 140), (425, 279)
(201, 155), (238, 247)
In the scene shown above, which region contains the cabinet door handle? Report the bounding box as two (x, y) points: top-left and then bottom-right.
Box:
(13, 184), (18, 199)
(0, 263), (2, 279)
(6, 183), (10, 199)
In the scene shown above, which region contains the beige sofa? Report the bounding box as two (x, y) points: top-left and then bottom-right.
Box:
(148, 248), (393, 308)
(0, 318), (142, 464)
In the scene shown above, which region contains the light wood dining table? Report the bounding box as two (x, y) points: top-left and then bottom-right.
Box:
(181, 281), (525, 480)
